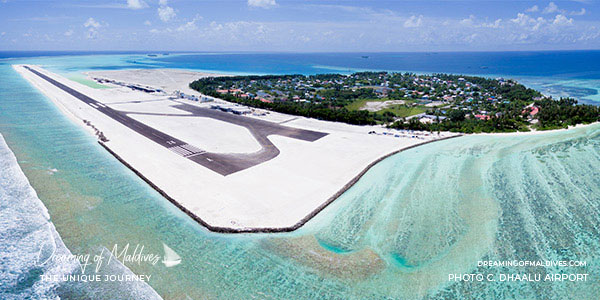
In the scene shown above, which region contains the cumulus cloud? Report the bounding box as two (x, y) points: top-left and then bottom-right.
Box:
(511, 13), (546, 31)
(176, 15), (202, 32)
(97, 3), (599, 52)
(84, 17), (102, 39)
(248, 0), (277, 8)
(126, 0), (147, 10)
(543, 2), (560, 14)
(460, 15), (501, 29)
(482, 19), (502, 29)
(404, 15), (423, 28)
(553, 14), (573, 26)
(460, 15), (476, 26)
(526, 5), (539, 13)
(158, 6), (175, 22)
(84, 18), (100, 29)
(158, 1), (176, 22)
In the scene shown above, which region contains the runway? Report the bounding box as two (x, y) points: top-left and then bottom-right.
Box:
(24, 66), (327, 176)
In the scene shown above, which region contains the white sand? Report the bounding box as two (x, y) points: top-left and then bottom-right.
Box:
(468, 121), (600, 137)
(86, 69), (227, 96)
(15, 65), (459, 231)
(360, 100), (405, 112)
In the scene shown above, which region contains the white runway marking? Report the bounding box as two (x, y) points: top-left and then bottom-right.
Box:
(168, 144), (205, 157)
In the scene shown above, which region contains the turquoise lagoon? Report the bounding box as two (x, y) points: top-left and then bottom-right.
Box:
(0, 53), (599, 299)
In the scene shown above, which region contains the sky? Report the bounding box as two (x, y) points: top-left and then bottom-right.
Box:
(0, 0), (599, 52)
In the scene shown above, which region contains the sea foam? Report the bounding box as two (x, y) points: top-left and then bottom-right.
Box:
(0, 134), (162, 299)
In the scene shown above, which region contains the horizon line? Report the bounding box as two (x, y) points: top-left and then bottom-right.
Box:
(2, 49), (600, 54)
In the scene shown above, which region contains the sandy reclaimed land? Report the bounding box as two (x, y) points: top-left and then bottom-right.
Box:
(86, 68), (228, 96)
(15, 65), (459, 232)
(129, 114), (263, 153)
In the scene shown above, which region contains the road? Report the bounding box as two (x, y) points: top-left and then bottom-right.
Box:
(25, 66), (327, 176)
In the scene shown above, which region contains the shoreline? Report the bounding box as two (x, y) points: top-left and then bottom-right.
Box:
(470, 121), (600, 137)
(0, 134), (162, 298)
(94, 119), (598, 233)
(15, 64), (460, 233)
(84, 68), (600, 138)
(14, 64), (597, 234)
(99, 135), (462, 234)
(13, 65), (100, 138)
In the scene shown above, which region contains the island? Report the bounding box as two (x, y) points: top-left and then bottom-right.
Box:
(14, 66), (458, 233)
(190, 72), (600, 133)
(15, 65), (598, 233)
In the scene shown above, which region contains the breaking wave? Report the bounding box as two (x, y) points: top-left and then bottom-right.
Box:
(0, 134), (162, 299)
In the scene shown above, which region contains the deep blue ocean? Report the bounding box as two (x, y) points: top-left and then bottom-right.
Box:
(4, 50), (599, 105)
(1, 50), (598, 77)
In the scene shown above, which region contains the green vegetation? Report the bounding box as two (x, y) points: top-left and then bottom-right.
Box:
(535, 98), (600, 130)
(344, 98), (385, 111)
(381, 105), (427, 118)
(190, 72), (600, 133)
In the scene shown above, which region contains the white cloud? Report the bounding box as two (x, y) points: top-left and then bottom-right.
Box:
(126, 0), (147, 10)
(64, 29), (74, 36)
(84, 17), (101, 29)
(483, 19), (502, 29)
(459, 15), (502, 29)
(526, 5), (539, 13)
(460, 15), (475, 26)
(134, 17), (600, 52)
(84, 17), (102, 39)
(543, 2), (560, 14)
(158, 3), (176, 22)
(570, 8), (586, 16)
(176, 15), (202, 32)
(510, 13), (529, 26)
(510, 13), (550, 31)
(56, 3), (599, 52)
(553, 14), (573, 26)
(248, 0), (276, 8)
(144, 20), (151, 26)
(404, 15), (423, 28)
